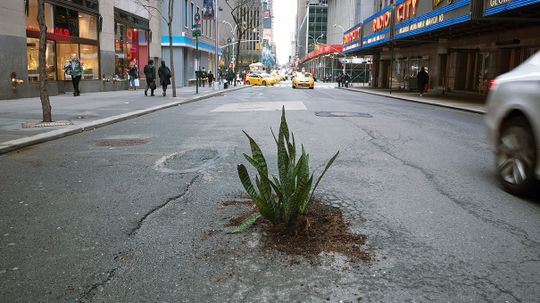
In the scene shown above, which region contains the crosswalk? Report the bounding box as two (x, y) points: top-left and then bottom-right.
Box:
(251, 82), (336, 89)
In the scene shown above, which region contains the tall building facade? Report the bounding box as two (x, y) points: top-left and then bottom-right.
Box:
(161, 0), (219, 87)
(296, 0), (329, 58)
(1, 0), (162, 100)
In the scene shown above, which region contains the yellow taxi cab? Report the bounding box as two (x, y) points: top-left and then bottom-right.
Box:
(270, 73), (282, 84)
(261, 73), (277, 86)
(246, 73), (268, 86)
(292, 73), (315, 89)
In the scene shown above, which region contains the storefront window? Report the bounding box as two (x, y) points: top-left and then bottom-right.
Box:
(26, 0), (100, 81)
(26, 0), (54, 33)
(26, 38), (56, 82)
(80, 44), (99, 79)
(115, 23), (150, 79)
(78, 12), (97, 40)
(57, 43), (79, 80)
(54, 6), (79, 37)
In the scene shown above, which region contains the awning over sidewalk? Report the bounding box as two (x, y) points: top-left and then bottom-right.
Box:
(300, 44), (343, 64)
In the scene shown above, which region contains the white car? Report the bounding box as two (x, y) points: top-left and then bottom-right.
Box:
(486, 51), (540, 196)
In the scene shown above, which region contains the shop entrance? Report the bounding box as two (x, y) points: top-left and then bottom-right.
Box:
(453, 50), (488, 93)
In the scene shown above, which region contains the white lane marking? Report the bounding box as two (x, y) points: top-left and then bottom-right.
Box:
(211, 101), (307, 113)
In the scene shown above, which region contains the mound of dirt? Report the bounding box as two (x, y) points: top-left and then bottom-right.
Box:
(224, 199), (370, 262)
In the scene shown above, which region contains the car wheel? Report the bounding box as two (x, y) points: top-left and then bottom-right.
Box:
(292, 85), (296, 89)
(246, 81), (250, 85)
(263, 81), (267, 86)
(496, 116), (538, 196)
(309, 86), (314, 89)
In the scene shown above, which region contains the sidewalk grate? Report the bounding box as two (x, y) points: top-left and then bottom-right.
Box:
(21, 120), (74, 128)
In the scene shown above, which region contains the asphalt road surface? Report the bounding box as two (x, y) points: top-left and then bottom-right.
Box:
(1, 84), (539, 302)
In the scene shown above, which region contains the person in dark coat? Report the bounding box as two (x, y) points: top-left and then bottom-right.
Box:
(207, 70), (214, 87)
(225, 68), (235, 89)
(158, 61), (172, 96)
(337, 73), (343, 87)
(417, 67), (429, 96)
(143, 60), (156, 96)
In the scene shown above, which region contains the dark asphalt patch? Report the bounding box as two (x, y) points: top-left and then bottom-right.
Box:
(164, 149), (219, 172)
(315, 111), (373, 118)
(94, 138), (150, 147)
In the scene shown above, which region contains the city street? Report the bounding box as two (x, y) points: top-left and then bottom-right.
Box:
(1, 85), (539, 302)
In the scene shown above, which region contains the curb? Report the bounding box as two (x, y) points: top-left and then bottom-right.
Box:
(0, 86), (247, 155)
(340, 87), (486, 114)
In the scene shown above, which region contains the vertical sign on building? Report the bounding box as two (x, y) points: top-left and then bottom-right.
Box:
(202, 0), (215, 19)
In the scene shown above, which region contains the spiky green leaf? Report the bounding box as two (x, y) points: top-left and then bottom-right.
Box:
(232, 212), (262, 233)
(308, 151), (340, 203)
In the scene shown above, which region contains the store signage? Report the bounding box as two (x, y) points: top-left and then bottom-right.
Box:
(54, 26), (71, 36)
(372, 11), (391, 32)
(343, 26), (361, 45)
(393, 0), (471, 39)
(362, 6), (392, 48)
(483, 0), (540, 16)
(396, 0), (418, 22)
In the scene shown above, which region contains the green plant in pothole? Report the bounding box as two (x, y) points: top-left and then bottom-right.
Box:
(234, 107), (339, 232)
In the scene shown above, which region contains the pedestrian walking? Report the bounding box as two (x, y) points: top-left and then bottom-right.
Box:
(207, 70), (214, 87)
(337, 73), (342, 87)
(64, 53), (83, 96)
(344, 73), (351, 88)
(158, 61), (172, 96)
(143, 60), (156, 96)
(128, 60), (139, 90)
(417, 67), (429, 96)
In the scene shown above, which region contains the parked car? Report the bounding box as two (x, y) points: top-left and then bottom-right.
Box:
(485, 51), (540, 195)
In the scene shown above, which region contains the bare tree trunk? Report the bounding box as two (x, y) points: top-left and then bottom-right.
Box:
(235, 30), (242, 74)
(168, 0), (177, 97)
(37, 0), (52, 122)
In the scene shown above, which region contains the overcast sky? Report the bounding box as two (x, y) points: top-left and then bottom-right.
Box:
(273, 0), (297, 65)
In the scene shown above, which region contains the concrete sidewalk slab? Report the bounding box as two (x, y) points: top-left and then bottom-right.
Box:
(0, 86), (246, 154)
(342, 87), (486, 114)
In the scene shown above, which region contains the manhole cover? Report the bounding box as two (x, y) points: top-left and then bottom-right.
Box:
(153, 149), (219, 174)
(95, 138), (149, 147)
(21, 120), (73, 128)
(315, 111), (373, 118)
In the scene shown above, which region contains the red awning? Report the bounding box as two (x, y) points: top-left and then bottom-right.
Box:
(301, 44), (343, 64)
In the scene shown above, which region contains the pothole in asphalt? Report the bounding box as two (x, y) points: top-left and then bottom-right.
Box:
(315, 111), (373, 118)
(153, 149), (219, 174)
(95, 137), (150, 147)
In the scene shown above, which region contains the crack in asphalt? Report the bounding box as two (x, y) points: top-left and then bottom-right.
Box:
(128, 175), (199, 236)
(76, 267), (118, 303)
(343, 119), (538, 252)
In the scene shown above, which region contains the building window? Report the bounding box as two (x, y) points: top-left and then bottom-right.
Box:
(26, 38), (56, 81)
(80, 44), (99, 79)
(26, 0), (54, 33)
(78, 12), (97, 40)
(191, 3), (194, 28)
(184, 0), (188, 28)
(114, 23), (150, 79)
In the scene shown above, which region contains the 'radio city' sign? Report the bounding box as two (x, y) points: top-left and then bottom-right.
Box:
(393, 0), (471, 39)
(396, 0), (418, 22)
(343, 26), (361, 45)
(372, 11), (391, 32)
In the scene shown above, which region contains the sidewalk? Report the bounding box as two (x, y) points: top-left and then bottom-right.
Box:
(343, 85), (486, 114)
(0, 85), (245, 154)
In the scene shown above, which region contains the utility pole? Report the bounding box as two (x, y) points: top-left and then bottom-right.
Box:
(193, 11), (201, 94)
(214, 0), (219, 88)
